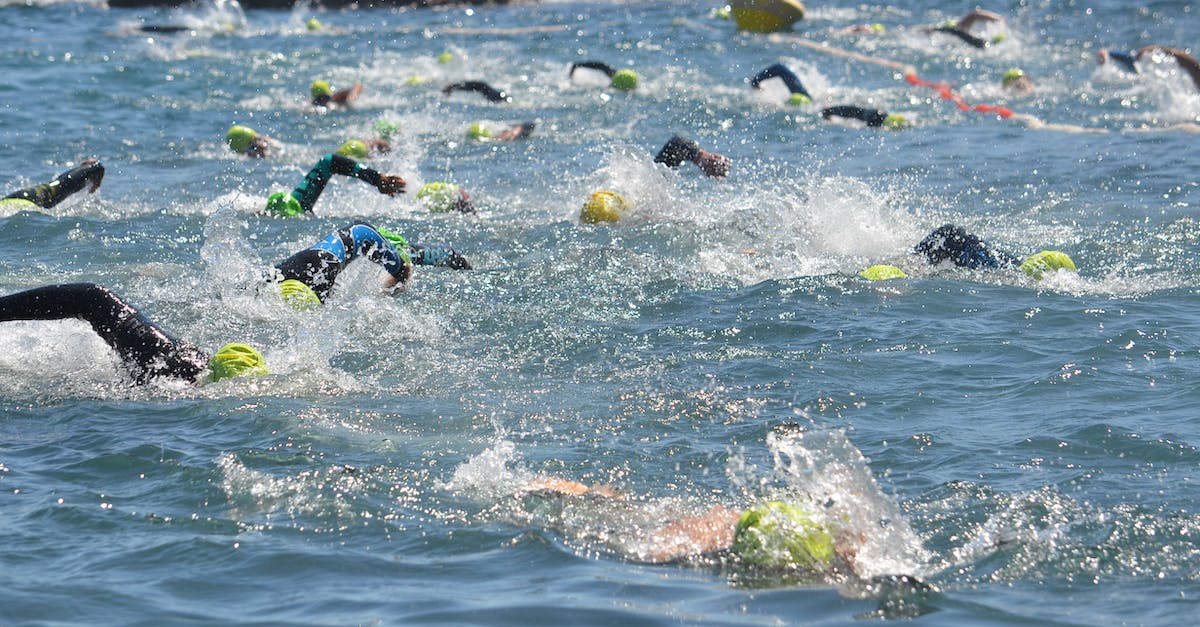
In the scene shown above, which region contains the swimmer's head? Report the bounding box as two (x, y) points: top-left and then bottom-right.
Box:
(1001, 68), (1025, 87)
(405, 75), (426, 85)
(1019, 250), (1077, 280)
(870, 23), (885, 33)
(787, 93), (812, 106)
(611, 69), (639, 91)
(580, 190), (627, 224)
(467, 123), (492, 140)
(991, 33), (1008, 44)
(732, 501), (836, 570)
(208, 343), (269, 382)
(416, 182), (464, 213)
(858, 264), (908, 281)
(374, 119), (399, 140)
(278, 279), (320, 311)
(437, 52), (454, 64)
(375, 227), (413, 266)
(305, 17), (322, 31)
(226, 125), (258, 154)
(311, 80), (333, 99)
(265, 191), (303, 217)
(335, 140), (368, 159)
(882, 113), (908, 129)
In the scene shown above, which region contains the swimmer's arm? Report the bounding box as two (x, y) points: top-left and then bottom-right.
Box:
(1139, 46), (1200, 91)
(569, 61), (616, 78)
(655, 136), (730, 178)
(644, 506), (740, 564)
(956, 9), (1004, 32)
(747, 63), (812, 99)
(409, 243), (472, 270)
(330, 154), (406, 195)
(331, 83), (363, 104)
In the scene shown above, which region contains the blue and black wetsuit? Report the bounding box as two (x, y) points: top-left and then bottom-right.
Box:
(288, 154), (382, 215)
(914, 224), (1020, 270)
(748, 63), (813, 100)
(3, 161), (105, 209)
(0, 283), (207, 384)
(273, 223), (412, 302)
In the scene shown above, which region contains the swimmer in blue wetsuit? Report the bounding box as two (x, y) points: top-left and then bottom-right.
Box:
(748, 63), (813, 104)
(914, 224), (1021, 270)
(2, 159), (105, 210)
(265, 154), (406, 217)
(0, 283), (265, 385)
(271, 222), (471, 305)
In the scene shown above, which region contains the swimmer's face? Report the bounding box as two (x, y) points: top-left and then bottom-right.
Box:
(247, 136), (271, 159)
(1097, 49), (1109, 65)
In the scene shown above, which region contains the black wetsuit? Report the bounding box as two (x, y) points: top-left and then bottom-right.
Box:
(748, 63), (813, 100)
(933, 26), (989, 49)
(284, 154), (382, 215)
(4, 161), (105, 209)
(441, 81), (510, 103)
(654, 135), (702, 168)
(569, 61), (617, 78)
(914, 224), (1020, 270)
(821, 106), (889, 127)
(0, 283), (207, 384)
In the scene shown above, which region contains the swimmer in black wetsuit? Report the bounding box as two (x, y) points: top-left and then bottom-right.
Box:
(265, 154), (406, 217)
(0, 283), (264, 385)
(926, 9), (1006, 49)
(2, 159), (105, 210)
(748, 63), (813, 103)
(442, 81), (511, 103)
(821, 106), (907, 129)
(654, 135), (731, 178)
(913, 224), (1021, 270)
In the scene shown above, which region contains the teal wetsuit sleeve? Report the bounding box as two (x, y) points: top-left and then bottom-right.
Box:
(289, 154), (382, 213)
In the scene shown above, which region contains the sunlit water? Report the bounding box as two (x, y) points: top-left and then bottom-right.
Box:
(2, 0), (1200, 623)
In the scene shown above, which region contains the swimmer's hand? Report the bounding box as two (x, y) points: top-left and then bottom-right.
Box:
(695, 149), (731, 178)
(376, 174), (407, 195)
(445, 250), (472, 270)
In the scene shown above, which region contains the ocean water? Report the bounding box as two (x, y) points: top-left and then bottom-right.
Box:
(2, 0), (1200, 624)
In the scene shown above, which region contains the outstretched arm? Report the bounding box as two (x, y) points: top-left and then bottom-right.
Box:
(287, 154), (405, 214)
(4, 159), (105, 209)
(569, 61), (616, 78)
(654, 135), (730, 178)
(956, 9), (1004, 32)
(747, 63), (812, 99)
(1138, 46), (1200, 91)
(442, 81), (510, 103)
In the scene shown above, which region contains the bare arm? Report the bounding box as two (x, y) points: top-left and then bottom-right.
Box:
(644, 505), (741, 563)
(956, 9), (1004, 32)
(1138, 46), (1200, 91)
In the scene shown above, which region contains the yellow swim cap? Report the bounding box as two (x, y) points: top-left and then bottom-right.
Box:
(1001, 68), (1025, 87)
(226, 125), (258, 154)
(467, 123), (492, 140)
(859, 264), (908, 281)
(278, 279), (320, 311)
(311, 80), (333, 98)
(787, 93), (812, 106)
(305, 17), (323, 31)
(732, 501), (836, 570)
(335, 140), (368, 159)
(1020, 250), (1077, 280)
(416, 182), (462, 213)
(611, 69), (639, 91)
(883, 114), (908, 129)
(208, 343), (268, 382)
(580, 190), (627, 224)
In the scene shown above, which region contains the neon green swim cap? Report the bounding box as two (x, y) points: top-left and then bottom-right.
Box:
(437, 52), (453, 64)
(208, 343), (268, 382)
(580, 190), (628, 224)
(467, 123), (492, 140)
(1001, 68), (1025, 87)
(265, 192), (303, 217)
(375, 227), (412, 265)
(226, 125), (258, 154)
(732, 501), (836, 570)
(311, 80), (333, 98)
(0, 198), (40, 211)
(416, 182), (462, 213)
(306, 17), (323, 31)
(859, 264), (908, 281)
(992, 33), (1008, 44)
(611, 69), (639, 91)
(870, 23), (886, 33)
(787, 93), (812, 106)
(278, 279), (320, 311)
(335, 140), (369, 159)
(405, 75), (426, 86)
(374, 119), (399, 140)
(882, 113), (908, 129)
(1020, 250), (1077, 280)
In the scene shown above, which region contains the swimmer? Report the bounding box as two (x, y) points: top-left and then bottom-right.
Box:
(334, 139), (391, 159)
(311, 80), (363, 108)
(1135, 46), (1200, 91)
(1096, 48), (1140, 74)
(654, 135), (731, 178)
(821, 106), (907, 129)
(926, 9), (1006, 49)
(0, 283), (265, 385)
(861, 224), (1077, 281)
(747, 62), (813, 104)
(264, 154), (406, 217)
(416, 182), (476, 214)
(1001, 68), (1035, 94)
(269, 223), (471, 307)
(226, 125), (277, 159)
(442, 81), (511, 103)
(2, 159), (105, 210)
(568, 61), (639, 91)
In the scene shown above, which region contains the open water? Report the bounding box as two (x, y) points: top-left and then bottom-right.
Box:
(2, 0), (1200, 624)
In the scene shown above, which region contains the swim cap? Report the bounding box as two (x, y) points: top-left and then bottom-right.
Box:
(416, 182), (462, 213)
(0, 198), (40, 211)
(1001, 68), (1025, 87)
(882, 113), (908, 129)
(580, 190), (627, 224)
(374, 119), (399, 140)
(870, 23), (885, 33)
(208, 343), (268, 382)
(405, 75), (426, 85)
(859, 264), (908, 281)
(713, 5), (731, 20)
(306, 17), (322, 31)
(437, 52), (454, 64)
(787, 93), (812, 106)
(732, 501), (836, 570)
(311, 80), (333, 98)
(335, 140), (369, 159)
(278, 279), (320, 311)
(991, 33), (1008, 44)
(467, 123), (492, 140)
(265, 192), (303, 217)
(226, 125), (258, 154)
(375, 227), (412, 265)
(611, 69), (639, 91)
(1019, 250), (1077, 280)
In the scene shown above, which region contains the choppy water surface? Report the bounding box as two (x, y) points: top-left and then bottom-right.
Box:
(2, 0), (1200, 624)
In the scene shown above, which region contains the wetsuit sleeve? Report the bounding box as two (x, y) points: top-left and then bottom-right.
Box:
(4, 161), (105, 209)
(0, 283), (208, 384)
(914, 224), (1019, 270)
(933, 26), (988, 49)
(347, 223), (411, 281)
(289, 154), (382, 213)
(569, 61), (617, 78)
(441, 81), (509, 103)
(821, 106), (888, 127)
(748, 63), (812, 99)
(654, 136), (701, 168)
(409, 243), (472, 270)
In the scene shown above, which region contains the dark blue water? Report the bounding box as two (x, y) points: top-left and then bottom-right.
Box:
(2, 0), (1200, 624)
